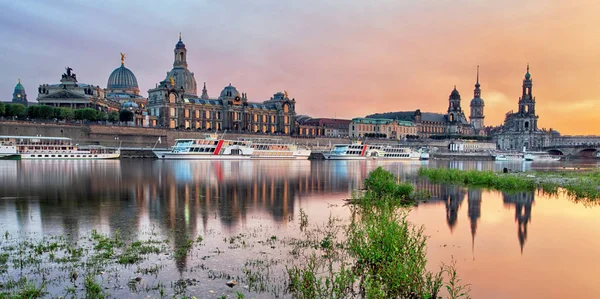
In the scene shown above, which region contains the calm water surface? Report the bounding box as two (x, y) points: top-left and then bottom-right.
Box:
(0, 159), (599, 298)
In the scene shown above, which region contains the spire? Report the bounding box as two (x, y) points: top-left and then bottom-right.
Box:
(179, 32), (182, 41)
(476, 65), (480, 85)
(474, 66), (481, 98)
(18, 78), (20, 84)
(201, 82), (209, 99)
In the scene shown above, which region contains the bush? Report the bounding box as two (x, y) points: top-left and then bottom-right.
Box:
(119, 110), (134, 122)
(0, 101), (5, 116)
(74, 108), (98, 121)
(6, 103), (27, 118)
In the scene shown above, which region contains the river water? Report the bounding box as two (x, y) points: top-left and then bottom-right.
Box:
(0, 159), (599, 298)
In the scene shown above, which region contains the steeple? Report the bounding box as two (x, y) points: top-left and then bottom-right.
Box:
(173, 34), (188, 68)
(13, 79), (27, 103)
(474, 65), (481, 97)
(201, 82), (209, 99)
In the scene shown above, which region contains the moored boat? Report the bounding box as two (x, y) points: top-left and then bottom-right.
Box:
(0, 141), (20, 160)
(524, 152), (561, 162)
(494, 152), (524, 161)
(154, 134), (311, 160)
(0, 136), (120, 160)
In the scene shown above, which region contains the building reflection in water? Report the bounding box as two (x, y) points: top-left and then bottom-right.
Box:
(0, 159), (541, 259)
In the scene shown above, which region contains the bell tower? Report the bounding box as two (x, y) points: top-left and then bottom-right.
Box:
(469, 66), (485, 134)
(518, 64), (538, 132)
(173, 33), (188, 69)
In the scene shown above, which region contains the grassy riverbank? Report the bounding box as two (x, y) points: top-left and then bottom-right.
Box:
(418, 167), (600, 202)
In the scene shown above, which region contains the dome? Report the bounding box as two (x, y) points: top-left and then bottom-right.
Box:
(525, 72), (531, 80)
(470, 97), (484, 107)
(450, 86), (460, 99)
(220, 84), (240, 98)
(108, 65), (139, 90)
(175, 38), (185, 49)
(165, 68), (197, 96)
(14, 80), (25, 93)
(122, 101), (139, 109)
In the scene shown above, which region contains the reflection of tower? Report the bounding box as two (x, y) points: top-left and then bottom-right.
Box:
(441, 185), (465, 232)
(502, 191), (534, 254)
(467, 189), (482, 258)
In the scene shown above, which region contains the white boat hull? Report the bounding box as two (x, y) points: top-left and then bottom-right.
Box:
(20, 153), (120, 160)
(322, 154), (366, 160)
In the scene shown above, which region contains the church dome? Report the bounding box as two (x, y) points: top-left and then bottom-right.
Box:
(122, 100), (139, 109)
(470, 97), (484, 107)
(14, 80), (25, 93)
(108, 65), (139, 90)
(175, 37), (186, 49)
(450, 87), (461, 99)
(165, 68), (197, 96)
(220, 84), (240, 98)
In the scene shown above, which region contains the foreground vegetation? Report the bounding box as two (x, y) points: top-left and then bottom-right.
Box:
(418, 167), (600, 202)
(286, 167), (470, 298)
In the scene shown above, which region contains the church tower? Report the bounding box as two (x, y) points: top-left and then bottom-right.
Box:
(447, 86), (464, 134)
(469, 66), (485, 134)
(173, 33), (188, 69)
(200, 82), (209, 99)
(12, 79), (27, 104)
(518, 64), (538, 132)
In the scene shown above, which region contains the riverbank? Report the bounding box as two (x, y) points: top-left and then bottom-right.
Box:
(418, 167), (600, 201)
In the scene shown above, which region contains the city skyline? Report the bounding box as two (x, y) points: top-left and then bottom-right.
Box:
(1, 1), (599, 134)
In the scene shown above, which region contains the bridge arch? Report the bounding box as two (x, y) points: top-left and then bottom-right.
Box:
(547, 149), (564, 156)
(577, 148), (598, 158)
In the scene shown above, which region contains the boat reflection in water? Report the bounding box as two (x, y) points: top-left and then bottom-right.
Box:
(0, 159), (599, 298)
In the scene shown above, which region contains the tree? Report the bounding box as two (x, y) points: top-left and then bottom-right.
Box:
(27, 105), (40, 119)
(74, 108), (98, 121)
(108, 111), (119, 123)
(6, 104), (27, 119)
(119, 110), (134, 122)
(38, 105), (55, 119)
(0, 102), (5, 116)
(97, 111), (108, 122)
(55, 107), (73, 121)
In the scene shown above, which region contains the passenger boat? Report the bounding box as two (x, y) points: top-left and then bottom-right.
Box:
(0, 136), (120, 160)
(524, 152), (561, 162)
(322, 141), (421, 160)
(494, 152), (524, 161)
(154, 133), (311, 160)
(322, 142), (370, 160)
(0, 141), (20, 160)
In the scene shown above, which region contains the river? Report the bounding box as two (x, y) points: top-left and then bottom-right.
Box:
(0, 159), (598, 298)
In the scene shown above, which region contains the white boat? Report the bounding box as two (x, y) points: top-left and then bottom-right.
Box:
(524, 152), (561, 162)
(419, 152), (430, 160)
(0, 136), (120, 160)
(154, 134), (311, 160)
(494, 152), (524, 161)
(368, 144), (421, 160)
(0, 141), (19, 160)
(322, 142), (369, 160)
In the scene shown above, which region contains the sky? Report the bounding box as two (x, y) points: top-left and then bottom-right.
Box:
(1, 0), (599, 135)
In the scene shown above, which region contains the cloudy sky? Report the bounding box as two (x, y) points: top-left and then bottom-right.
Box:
(1, 0), (598, 134)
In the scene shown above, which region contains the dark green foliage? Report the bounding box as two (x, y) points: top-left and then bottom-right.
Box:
(363, 167), (415, 205)
(5, 103), (27, 118)
(74, 108), (98, 121)
(107, 111), (119, 122)
(119, 110), (134, 122)
(0, 101), (5, 116)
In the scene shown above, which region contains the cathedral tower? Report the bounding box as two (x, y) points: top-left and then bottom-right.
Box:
(12, 79), (27, 104)
(518, 64), (538, 132)
(469, 66), (485, 134)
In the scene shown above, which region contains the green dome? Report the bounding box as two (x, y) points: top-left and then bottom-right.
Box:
(14, 80), (24, 92)
(525, 72), (531, 79)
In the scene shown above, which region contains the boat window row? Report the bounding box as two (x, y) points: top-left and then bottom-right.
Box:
(252, 151), (294, 156)
(345, 150), (362, 155)
(384, 153), (411, 158)
(29, 154), (98, 158)
(251, 145), (291, 151)
(383, 148), (410, 153)
(184, 147), (217, 153)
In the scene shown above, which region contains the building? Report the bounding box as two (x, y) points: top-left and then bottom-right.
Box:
(494, 65), (552, 150)
(36, 67), (119, 111)
(146, 36), (297, 133)
(12, 79), (27, 105)
(105, 53), (147, 108)
(366, 67), (485, 138)
(349, 118), (418, 140)
(296, 117), (351, 137)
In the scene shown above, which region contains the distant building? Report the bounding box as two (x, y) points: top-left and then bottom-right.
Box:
(367, 67), (486, 138)
(36, 67), (119, 112)
(349, 118), (417, 140)
(296, 117), (351, 137)
(12, 79), (27, 105)
(493, 65), (552, 150)
(146, 36), (296, 133)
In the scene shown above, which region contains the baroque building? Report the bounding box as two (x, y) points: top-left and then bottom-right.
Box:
(146, 36), (296, 133)
(349, 118), (417, 140)
(37, 67), (119, 111)
(494, 65), (552, 150)
(12, 79), (28, 105)
(106, 53), (147, 108)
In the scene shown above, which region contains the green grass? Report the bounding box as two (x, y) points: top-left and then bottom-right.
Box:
(418, 167), (600, 202)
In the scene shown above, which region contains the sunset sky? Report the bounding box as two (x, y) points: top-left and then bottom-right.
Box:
(1, 0), (599, 135)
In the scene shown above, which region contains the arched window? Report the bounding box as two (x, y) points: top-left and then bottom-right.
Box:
(180, 52), (184, 62)
(283, 103), (289, 113)
(524, 121), (529, 129)
(449, 114), (454, 122)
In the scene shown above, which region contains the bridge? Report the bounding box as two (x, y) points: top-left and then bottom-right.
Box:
(542, 136), (600, 158)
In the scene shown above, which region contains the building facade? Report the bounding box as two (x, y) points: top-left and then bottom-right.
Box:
(36, 67), (119, 111)
(349, 118), (417, 140)
(146, 36), (296, 133)
(296, 117), (351, 137)
(494, 65), (552, 150)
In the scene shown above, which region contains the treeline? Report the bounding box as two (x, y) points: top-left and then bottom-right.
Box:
(0, 103), (135, 122)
